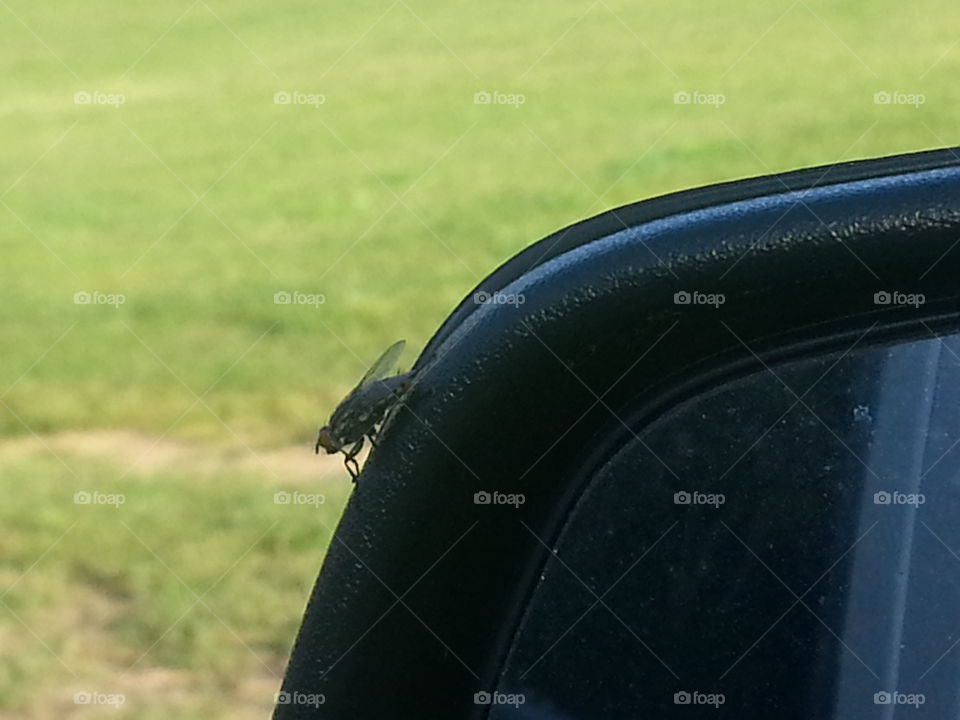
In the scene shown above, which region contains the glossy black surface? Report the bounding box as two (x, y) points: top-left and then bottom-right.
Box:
(493, 335), (960, 719)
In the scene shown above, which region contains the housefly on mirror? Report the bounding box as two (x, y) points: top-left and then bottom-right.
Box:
(315, 340), (412, 480)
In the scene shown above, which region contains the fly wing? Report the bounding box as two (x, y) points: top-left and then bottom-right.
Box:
(356, 340), (406, 390)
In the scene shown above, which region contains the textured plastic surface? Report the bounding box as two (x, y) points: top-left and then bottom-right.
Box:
(275, 148), (960, 718)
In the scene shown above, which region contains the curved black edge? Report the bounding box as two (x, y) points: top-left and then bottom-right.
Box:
(277, 149), (960, 719)
(417, 145), (960, 368)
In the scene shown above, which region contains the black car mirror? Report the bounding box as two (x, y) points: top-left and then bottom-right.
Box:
(276, 146), (960, 719)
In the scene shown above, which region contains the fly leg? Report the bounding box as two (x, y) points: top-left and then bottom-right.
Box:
(342, 437), (364, 479)
(344, 456), (360, 479)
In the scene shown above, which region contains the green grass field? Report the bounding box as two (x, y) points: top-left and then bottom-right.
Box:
(1, 0), (958, 716)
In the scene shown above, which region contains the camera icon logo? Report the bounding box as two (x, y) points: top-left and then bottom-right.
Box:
(673, 491), (691, 505)
(474, 491), (492, 505)
(873, 491), (891, 505)
(274, 491), (292, 505)
(274, 91), (292, 105)
(474, 91), (491, 105)
(874, 691), (892, 704)
(74, 491), (91, 504)
(673, 91), (691, 105)
(674, 691), (692, 704)
(874, 291), (891, 305)
(874, 91), (891, 105)
(673, 291), (691, 305)
(474, 691), (492, 704)
(274, 291), (291, 305)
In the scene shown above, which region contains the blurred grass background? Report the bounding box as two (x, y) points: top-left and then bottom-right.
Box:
(0, 0), (957, 716)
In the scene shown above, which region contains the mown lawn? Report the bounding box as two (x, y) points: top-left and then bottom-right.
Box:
(1, 0), (957, 716)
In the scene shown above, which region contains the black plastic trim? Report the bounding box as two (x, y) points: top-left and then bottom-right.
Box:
(277, 147), (960, 719)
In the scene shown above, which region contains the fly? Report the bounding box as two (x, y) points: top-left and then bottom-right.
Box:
(315, 340), (412, 479)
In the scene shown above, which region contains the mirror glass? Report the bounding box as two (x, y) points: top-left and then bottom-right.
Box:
(491, 332), (960, 719)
